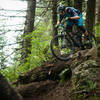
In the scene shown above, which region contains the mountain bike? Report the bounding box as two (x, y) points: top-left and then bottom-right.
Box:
(50, 20), (97, 61)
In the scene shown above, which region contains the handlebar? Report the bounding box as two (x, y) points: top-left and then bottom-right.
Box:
(55, 17), (69, 28)
(61, 17), (69, 23)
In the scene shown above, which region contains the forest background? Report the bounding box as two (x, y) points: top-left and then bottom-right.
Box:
(0, 0), (100, 82)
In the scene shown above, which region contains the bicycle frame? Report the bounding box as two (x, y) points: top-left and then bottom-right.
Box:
(59, 24), (80, 48)
(51, 22), (96, 61)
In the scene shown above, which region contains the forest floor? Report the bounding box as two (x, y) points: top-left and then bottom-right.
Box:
(17, 59), (72, 100)
(16, 47), (100, 100)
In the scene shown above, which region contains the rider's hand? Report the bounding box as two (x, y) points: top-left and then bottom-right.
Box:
(55, 24), (60, 28)
(55, 21), (60, 28)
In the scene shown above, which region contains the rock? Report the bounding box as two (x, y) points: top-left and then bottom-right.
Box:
(71, 59), (100, 99)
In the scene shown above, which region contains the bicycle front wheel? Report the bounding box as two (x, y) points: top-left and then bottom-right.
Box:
(50, 34), (74, 61)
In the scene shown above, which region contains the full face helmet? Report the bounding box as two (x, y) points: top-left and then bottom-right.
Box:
(57, 5), (66, 13)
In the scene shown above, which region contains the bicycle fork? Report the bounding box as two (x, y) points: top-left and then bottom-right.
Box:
(61, 35), (66, 49)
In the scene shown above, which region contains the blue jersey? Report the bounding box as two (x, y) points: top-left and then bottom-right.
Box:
(59, 7), (81, 22)
(59, 7), (83, 27)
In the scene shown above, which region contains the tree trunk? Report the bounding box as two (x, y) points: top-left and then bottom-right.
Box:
(95, 0), (100, 25)
(74, 0), (83, 12)
(0, 73), (23, 100)
(97, 5), (100, 23)
(51, 0), (58, 46)
(18, 60), (72, 84)
(67, 0), (72, 6)
(95, 0), (100, 57)
(52, 0), (58, 37)
(86, 0), (96, 33)
(21, 0), (36, 63)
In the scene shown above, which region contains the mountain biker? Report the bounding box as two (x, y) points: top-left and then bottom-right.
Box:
(56, 5), (90, 49)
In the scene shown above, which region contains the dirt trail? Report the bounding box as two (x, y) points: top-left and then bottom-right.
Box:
(16, 48), (100, 100)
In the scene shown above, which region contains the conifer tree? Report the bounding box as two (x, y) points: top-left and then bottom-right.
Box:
(21, 0), (36, 63)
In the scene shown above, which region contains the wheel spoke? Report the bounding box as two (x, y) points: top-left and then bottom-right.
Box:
(51, 35), (73, 61)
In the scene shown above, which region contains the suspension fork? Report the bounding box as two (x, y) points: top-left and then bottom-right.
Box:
(60, 32), (66, 48)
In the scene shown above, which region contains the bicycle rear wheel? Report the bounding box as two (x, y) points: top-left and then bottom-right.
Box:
(50, 34), (74, 61)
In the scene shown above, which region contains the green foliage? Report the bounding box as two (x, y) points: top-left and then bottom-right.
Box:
(95, 23), (100, 37)
(21, 25), (52, 70)
(0, 29), (7, 70)
(2, 26), (52, 82)
(59, 67), (72, 84)
(29, 28), (52, 68)
(0, 67), (19, 82)
(88, 80), (97, 91)
(87, 80), (99, 100)
(74, 80), (98, 100)
(1, 4), (53, 82)
(57, 0), (74, 7)
(94, 93), (99, 100)
(1, 0), (54, 82)
(78, 80), (97, 93)
(77, 94), (83, 100)
(59, 69), (67, 84)
(95, 23), (100, 57)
